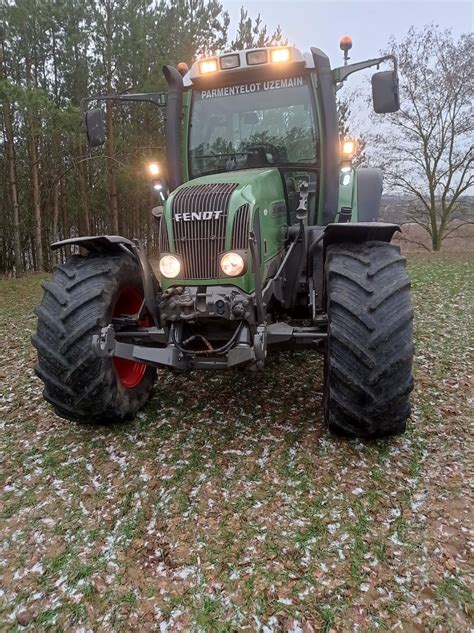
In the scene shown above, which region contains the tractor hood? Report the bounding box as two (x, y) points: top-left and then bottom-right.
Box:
(159, 168), (287, 293)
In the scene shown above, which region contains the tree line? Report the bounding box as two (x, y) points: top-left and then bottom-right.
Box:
(0, 1), (283, 275)
(1, 2), (472, 275)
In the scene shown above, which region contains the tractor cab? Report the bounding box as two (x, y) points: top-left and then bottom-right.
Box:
(185, 48), (319, 226)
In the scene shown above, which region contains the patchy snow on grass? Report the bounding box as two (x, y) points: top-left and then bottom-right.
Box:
(0, 255), (473, 630)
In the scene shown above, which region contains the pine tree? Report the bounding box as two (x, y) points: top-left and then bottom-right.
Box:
(230, 7), (286, 51)
(0, 0), (287, 273)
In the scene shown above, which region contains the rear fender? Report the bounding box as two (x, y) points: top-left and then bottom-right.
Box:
(336, 168), (384, 223)
(356, 168), (383, 222)
(50, 235), (161, 326)
(323, 222), (400, 247)
(309, 223), (401, 311)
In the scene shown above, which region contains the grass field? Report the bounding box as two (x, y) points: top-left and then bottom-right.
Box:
(0, 253), (473, 631)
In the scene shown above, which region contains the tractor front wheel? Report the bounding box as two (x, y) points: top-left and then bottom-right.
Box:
(324, 241), (414, 438)
(32, 252), (156, 423)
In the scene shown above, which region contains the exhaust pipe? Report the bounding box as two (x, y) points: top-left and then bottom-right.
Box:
(162, 65), (184, 191)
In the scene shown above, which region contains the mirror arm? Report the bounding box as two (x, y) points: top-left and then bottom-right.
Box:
(81, 92), (167, 113)
(332, 54), (397, 87)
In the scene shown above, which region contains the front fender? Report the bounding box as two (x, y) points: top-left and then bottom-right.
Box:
(51, 235), (161, 327)
(308, 223), (401, 312)
(50, 235), (135, 254)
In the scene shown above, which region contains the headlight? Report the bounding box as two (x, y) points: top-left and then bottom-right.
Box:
(159, 255), (181, 278)
(220, 252), (245, 277)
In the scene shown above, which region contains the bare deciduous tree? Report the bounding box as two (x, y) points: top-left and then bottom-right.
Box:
(374, 26), (473, 251)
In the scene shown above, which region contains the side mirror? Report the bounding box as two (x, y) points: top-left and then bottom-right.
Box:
(85, 108), (105, 146)
(372, 70), (400, 113)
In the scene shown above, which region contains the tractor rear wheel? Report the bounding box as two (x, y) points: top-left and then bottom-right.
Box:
(32, 252), (156, 423)
(324, 241), (414, 438)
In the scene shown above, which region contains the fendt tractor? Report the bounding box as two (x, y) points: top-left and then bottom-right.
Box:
(33, 38), (414, 438)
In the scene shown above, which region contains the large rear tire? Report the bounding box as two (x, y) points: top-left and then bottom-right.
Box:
(32, 252), (156, 423)
(324, 241), (414, 438)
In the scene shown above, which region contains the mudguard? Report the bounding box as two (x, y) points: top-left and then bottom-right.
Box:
(50, 235), (135, 253)
(308, 223), (400, 311)
(319, 223), (402, 311)
(356, 168), (383, 222)
(324, 222), (400, 247)
(50, 235), (160, 327)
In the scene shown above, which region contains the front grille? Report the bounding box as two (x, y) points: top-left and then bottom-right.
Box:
(171, 183), (238, 279)
(231, 204), (250, 250)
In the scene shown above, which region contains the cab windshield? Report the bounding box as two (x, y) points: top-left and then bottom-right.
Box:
(189, 75), (319, 178)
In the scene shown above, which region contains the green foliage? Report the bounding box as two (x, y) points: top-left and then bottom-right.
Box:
(0, 0), (269, 274)
(229, 7), (286, 51)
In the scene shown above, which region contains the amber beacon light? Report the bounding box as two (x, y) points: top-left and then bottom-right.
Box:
(339, 36), (353, 65)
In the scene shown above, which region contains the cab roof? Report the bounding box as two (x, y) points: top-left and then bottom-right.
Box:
(183, 46), (316, 87)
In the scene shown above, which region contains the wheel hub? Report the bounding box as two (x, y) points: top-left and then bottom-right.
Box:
(112, 287), (148, 388)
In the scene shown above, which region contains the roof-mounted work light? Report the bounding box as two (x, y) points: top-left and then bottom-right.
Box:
(270, 48), (291, 63)
(199, 59), (218, 74)
(220, 54), (240, 70)
(247, 50), (268, 65)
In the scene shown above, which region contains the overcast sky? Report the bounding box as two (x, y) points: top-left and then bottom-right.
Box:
(222, 1), (473, 68)
(220, 1), (472, 141)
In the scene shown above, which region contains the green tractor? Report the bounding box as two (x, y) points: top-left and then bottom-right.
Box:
(33, 40), (414, 437)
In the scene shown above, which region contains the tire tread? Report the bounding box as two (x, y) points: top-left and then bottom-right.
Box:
(33, 253), (155, 423)
(325, 241), (414, 438)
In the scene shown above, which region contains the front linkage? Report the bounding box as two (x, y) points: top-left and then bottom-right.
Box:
(58, 221), (400, 374)
(85, 233), (328, 372)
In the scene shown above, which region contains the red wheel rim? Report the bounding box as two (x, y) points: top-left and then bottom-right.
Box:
(112, 287), (149, 388)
